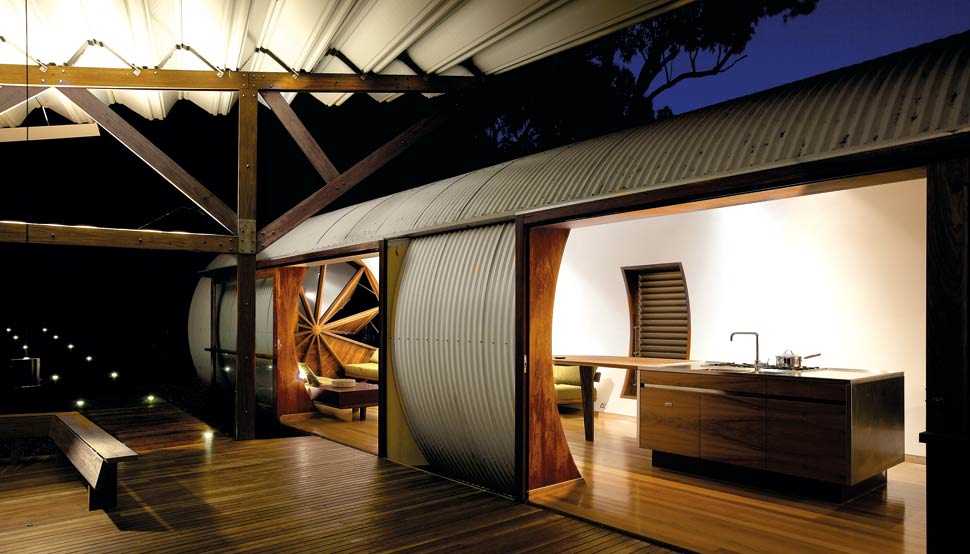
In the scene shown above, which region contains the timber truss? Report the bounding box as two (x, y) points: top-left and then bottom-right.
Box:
(0, 63), (478, 254)
(0, 62), (479, 440)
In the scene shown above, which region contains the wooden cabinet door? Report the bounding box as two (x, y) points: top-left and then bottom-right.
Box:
(700, 394), (765, 469)
(639, 387), (699, 457)
(767, 399), (846, 483)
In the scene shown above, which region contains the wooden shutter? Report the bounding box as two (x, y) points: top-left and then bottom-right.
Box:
(621, 263), (691, 398)
(635, 266), (690, 359)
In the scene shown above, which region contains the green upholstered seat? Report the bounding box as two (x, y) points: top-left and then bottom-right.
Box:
(553, 364), (597, 404)
(554, 383), (584, 403)
(342, 349), (379, 381)
(343, 362), (379, 381)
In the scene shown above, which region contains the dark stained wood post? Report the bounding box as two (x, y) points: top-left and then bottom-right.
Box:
(923, 157), (970, 552)
(235, 86), (259, 440)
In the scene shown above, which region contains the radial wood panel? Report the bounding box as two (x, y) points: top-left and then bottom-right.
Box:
(529, 227), (581, 489)
(292, 262), (379, 379)
(0, 405), (670, 554)
(531, 411), (926, 554)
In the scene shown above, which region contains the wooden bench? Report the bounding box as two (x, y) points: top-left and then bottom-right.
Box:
(0, 412), (137, 510)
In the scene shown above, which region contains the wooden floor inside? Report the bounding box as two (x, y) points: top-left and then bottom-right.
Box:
(281, 408), (379, 455)
(0, 402), (674, 553)
(531, 411), (926, 554)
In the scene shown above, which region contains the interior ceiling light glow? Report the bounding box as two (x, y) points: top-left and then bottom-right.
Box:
(75, 399), (85, 408)
(147, 395), (155, 402)
(50, 374), (60, 382)
(202, 431), (214, 440)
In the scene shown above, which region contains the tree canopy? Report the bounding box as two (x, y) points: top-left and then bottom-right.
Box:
(485, 0), (819, 157)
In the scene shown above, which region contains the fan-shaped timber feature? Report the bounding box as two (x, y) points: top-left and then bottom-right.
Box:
(294, 261), (379, 379)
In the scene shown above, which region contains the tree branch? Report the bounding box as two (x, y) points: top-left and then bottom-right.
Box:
(645, 53), (748, 104)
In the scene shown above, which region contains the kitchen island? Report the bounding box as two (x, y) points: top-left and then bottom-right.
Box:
(638, 364), (904, 500)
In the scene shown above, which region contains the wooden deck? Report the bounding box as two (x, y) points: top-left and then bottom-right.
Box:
(281, 409), (379, 455)
(531, 410), (926, 554)
(0, 403), (673, 553)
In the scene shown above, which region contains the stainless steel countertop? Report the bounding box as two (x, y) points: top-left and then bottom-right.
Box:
(638, 362), (903, 383)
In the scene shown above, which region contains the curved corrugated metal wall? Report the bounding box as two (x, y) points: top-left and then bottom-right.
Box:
(393, 224), (516, 493)
(250, 32), (969, 265)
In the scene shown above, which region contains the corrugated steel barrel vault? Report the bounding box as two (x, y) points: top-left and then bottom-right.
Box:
(190, 32), (970, 492)
(235, 30), (970, 266)
(393, 224), (517, 493)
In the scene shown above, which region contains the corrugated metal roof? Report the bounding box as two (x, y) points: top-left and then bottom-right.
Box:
(0, 0), (680, 127)
(253, 31), (970, 264)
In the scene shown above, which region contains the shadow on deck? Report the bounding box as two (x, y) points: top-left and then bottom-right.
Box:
(0, 402), (673, 553)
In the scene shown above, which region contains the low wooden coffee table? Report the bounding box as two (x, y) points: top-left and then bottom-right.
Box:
(314, 382), (379, 420)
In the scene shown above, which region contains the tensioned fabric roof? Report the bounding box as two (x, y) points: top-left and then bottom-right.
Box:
(213, 31), (969, 269)
(0, 0), (684, 127)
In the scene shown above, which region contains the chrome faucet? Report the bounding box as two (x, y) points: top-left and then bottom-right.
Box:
(730, 332), (760, 369)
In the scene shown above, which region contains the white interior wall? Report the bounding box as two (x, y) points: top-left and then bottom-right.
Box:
(552, 179), (927, 456)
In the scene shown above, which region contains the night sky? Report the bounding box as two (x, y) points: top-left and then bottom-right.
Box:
(646, 0), (970, 113)
(1, 1), (967, 416)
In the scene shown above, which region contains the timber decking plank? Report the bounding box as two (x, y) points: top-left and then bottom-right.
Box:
(0, 402), (665, 554)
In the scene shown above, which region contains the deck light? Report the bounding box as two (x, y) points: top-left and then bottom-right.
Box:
(12, 335), (18, 340)
(75, 399), (85, 408)
(110, 371), (119, 379)
(202, 430), (214, 440)
(86, 356), (93, 362)
(67, 344), (74, 349)
(42, 328), (47, 333)
(22, 344), (28, 350)
(224, 366), (231, 372)
(5, 328), (10, 332)
(51, 374), (60, 382)
(146, 394), (155, 402)
(53, 335), (59, 340)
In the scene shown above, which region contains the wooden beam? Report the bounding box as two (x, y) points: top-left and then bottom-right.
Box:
(235, 89), (259, 441)
(56, 87), (238, 233)
(1, 65), (480, 93)
(258, 107), (453, 250)
(0, 221), (26, 243)
(0, 86), (45, 113)
(250, 72), (479, 93)
(0, 64), (244, 91)
(261, 91), (340, 182)
(0, 221), (235, 252)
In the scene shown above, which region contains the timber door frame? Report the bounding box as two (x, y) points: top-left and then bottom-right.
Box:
(515, 135), (966, 554)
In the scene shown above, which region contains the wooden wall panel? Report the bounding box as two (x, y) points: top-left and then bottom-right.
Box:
(528, 227), (581, 489)
(274, 266), (313, 419)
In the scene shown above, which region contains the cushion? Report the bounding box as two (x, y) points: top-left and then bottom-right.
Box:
(344, 362), (379, 381)
(553, 365), (582, 386)
(554, 383), (598, 404)
(298, 362), (314, 378)
(305, 369), (329, 387)
(369, 349), (379, 364)
(555, 384), (583, 403)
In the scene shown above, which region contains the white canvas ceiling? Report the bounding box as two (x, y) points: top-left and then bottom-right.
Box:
(0, 0), (684, 128)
